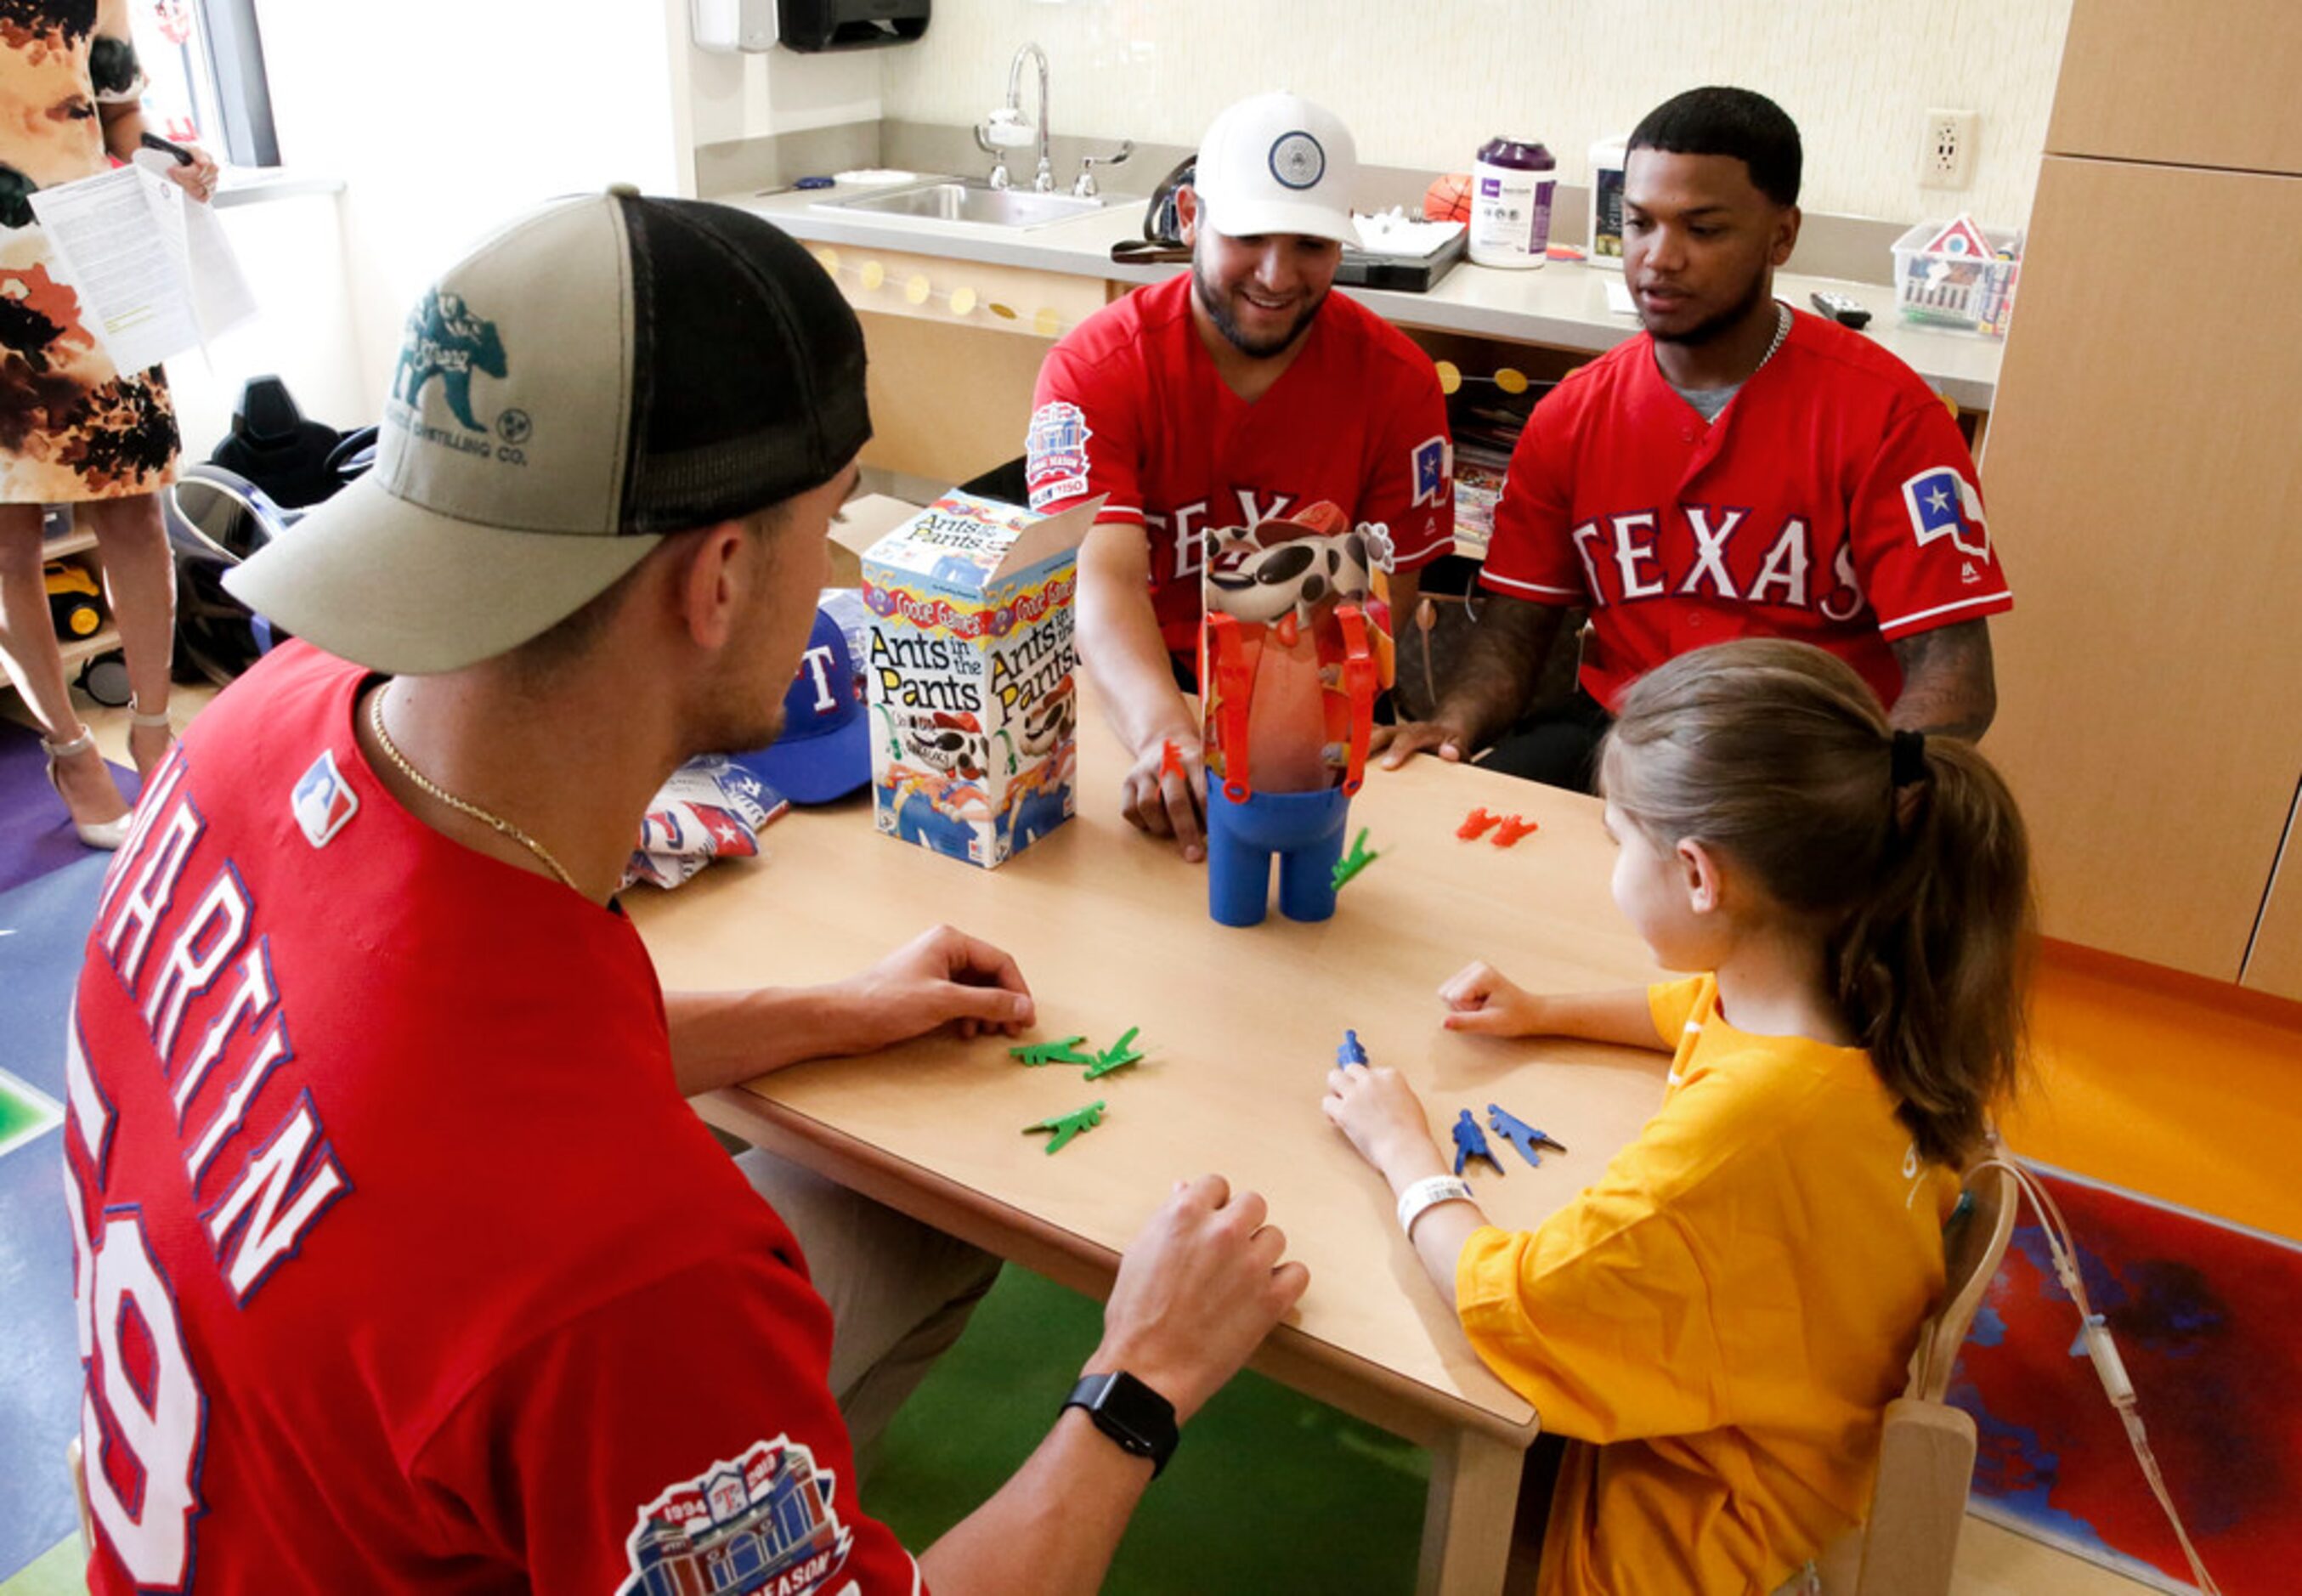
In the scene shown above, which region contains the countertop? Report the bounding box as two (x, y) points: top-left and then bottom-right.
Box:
(728, 179), (2004, 411)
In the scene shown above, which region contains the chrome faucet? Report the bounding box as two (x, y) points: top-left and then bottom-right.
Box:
(976, 43), (1055, 193)
(1011, 43), (1055, 192)
(973, 42), (1128, 198)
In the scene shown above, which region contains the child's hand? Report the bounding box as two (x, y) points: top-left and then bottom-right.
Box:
(1323, 1064), (1448, 1187)
(1438, 960), (1547, 1036)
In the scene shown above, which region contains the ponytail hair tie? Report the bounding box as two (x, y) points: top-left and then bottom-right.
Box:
(1890, 729), (1930, 788)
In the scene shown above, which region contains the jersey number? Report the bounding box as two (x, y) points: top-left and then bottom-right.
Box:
(69, 1023), (207, 1595)
(79, 1213), (206, 1589)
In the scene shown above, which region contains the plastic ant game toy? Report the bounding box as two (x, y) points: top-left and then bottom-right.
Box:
(1199, 502), (1396, 927)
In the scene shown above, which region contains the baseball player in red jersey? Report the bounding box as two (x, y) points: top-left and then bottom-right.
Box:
(1382, 88), (2005, 790)
(1031, 93), (1454, 857)
(65, 193), (1307, 1595)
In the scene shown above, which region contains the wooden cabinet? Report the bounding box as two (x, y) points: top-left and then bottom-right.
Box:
(1979, 156), (2302, 981)
(801, 245), (1108, 490)
(2049, 0), (2302, 175)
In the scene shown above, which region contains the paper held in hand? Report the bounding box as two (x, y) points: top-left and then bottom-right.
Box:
(25, 152), (255, 373)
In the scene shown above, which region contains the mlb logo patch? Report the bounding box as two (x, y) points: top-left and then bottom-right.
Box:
(1900, 467), (1988, 559)
(1411, 436), (1452, 507)
(291, 750), (359, 849)
(1025, 401), (1094, 510)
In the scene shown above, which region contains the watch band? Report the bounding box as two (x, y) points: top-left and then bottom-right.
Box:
(1064, 1370), (1179, 1477)
(1395, 1174), (1476, 1238)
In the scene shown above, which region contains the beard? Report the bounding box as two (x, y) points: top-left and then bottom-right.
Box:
(1644, 265), (1771, 347)
(1191, 257), (1326, 359)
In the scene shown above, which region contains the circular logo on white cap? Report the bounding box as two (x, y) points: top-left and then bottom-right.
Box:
(1269, 131), (1326, 190)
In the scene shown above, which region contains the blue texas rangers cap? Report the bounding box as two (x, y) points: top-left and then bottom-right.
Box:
(733, 605), (870, 804)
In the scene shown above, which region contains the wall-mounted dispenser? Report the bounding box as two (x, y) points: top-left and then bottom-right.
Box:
(690, 0), (777, 53)
(777, 0), (930, 53)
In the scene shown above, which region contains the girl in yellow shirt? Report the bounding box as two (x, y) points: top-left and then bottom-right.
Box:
(1325, 638), (2033, 1593)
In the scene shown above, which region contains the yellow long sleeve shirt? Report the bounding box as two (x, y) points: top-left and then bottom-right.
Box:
(1456, 975), (1961, 1593)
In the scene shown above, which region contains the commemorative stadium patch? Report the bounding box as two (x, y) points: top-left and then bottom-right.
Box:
(1026, 401), (1093, 509)
(291, 750), (359, 849)
(621, 1436), (854, 1596)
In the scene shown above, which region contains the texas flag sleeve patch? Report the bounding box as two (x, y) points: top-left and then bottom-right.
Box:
(1900, 467), (1989, 559)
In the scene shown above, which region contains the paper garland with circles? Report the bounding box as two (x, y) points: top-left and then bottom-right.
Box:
(809, 246), (1071, 338)
(1430, 359), (1539, 398)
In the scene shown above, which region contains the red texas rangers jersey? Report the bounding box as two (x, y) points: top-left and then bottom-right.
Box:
(1028, 272), (1456, 654)
(65, 642), (919, 1596)
(1481, 310), (2011, 710)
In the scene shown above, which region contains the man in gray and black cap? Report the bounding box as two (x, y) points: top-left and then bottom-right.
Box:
(69, 190), (1306, 1593)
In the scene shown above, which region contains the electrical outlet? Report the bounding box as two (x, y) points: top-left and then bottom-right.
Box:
(1920, 109), (1978, 190)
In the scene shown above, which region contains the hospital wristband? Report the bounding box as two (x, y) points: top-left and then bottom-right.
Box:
(1395, 1174), (1476, 1239)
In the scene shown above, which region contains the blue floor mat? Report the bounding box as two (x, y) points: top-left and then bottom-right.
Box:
(0, 854), (110, 1578)
(0, 720), (138, 899)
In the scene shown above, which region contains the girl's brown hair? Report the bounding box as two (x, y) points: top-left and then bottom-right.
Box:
(1600, 639), (2033, 1166)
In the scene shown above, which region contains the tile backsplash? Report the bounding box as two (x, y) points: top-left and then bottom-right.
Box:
(877, 0), (2073, 229)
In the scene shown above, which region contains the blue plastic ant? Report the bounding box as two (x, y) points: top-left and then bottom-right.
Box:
(1452, 1108), (1506, 1178)
(1486, 1103), (1568, 1169)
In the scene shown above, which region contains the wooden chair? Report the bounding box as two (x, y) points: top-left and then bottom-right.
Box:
(1808, 1155), (2021, 1596)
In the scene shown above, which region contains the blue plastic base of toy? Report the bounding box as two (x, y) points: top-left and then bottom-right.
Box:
(1206, 783), (1352, 927)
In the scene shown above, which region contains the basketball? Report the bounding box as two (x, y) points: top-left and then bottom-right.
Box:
(1423, 173), (1473, 224)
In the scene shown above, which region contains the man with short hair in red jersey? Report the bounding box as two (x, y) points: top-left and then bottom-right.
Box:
(1030, 93), (1455, 857)
(65, 191), (1308, 1595)
(1381, 87), (2007, 790)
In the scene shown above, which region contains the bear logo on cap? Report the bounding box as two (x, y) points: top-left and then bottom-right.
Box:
(393, 288), (507, 433)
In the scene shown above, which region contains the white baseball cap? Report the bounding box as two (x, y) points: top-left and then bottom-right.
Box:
(1190, 93), (1358, 246)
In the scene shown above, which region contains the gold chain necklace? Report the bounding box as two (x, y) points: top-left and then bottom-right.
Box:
(366, 685), (580, 892)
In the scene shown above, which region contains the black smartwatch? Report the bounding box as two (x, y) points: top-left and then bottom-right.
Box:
(1063, 1371), (1179, 1477)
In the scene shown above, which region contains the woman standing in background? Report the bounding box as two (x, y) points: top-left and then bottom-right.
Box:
(0, 0), (217, 846)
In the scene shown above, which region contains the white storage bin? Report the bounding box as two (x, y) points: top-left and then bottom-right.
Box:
(1892, 219), (2024, 339)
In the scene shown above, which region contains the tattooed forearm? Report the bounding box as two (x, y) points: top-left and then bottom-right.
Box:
(1888, 619), (1998, 739)
(1434, 595), (1566, 749)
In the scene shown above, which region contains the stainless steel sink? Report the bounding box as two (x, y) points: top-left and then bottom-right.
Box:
(817, 180), (1113, 229)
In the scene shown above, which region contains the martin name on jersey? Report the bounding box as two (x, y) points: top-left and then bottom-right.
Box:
(64, 743), (348, 1588)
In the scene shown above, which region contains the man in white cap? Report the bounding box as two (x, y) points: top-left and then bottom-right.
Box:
(65, 190), (1306, 1593)
(1028, 93), (1454, 858)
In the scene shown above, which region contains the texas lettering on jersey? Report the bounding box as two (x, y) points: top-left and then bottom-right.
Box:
(1561, 502), (1869, 621)
(64, 744), (352, 1591)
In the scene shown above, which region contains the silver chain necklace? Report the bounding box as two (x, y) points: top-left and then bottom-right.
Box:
(1756, 301), (1792, 372)
(366, 685), (580, 892)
